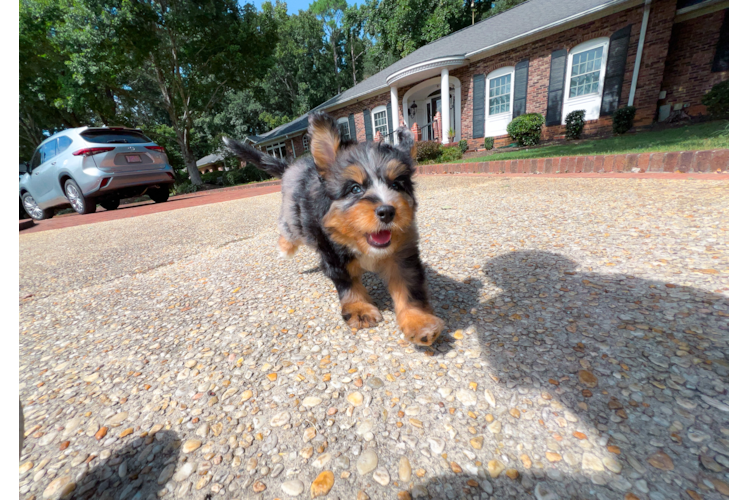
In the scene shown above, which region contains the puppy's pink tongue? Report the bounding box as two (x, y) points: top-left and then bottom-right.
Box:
(369, 230), (391, 245)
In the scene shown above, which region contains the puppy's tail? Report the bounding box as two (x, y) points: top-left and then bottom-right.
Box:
(222, 137), (288, 179)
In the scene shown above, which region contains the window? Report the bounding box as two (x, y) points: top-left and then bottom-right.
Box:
(267, 141), (286, 159)
(29, 149), (41, 171)
(372, 105), (388, 139)
(39, 140), (57, 164)
(302, 134), (310, 151)
(81, 130), (150, 144)
(568, 46), (604, 98)
(489, 74), (512, 115)
(337, 119), (351, 141)
(562, 38), (609, 122)
(57, 136), (73, 155)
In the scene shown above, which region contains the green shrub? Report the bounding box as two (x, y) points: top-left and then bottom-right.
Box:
(703, 80), (728, 119)
(438, 146), (462, 163)
(484, 137), (494, 151)
(416, 141), (442, 162)
(171, 182), (198, 195)
(612, 106), (637, 135)
(564, 110), (585, 140)
(458, 139), (468, 154)
(200, 170), (224, 185)
(507, 113), (544, 146)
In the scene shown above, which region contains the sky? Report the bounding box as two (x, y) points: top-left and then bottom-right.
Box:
(240, 0), (319, 14)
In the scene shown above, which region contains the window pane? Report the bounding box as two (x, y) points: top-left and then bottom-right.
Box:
(57, 136), (73, 154)
(339, 121), (350, 140)
(374, 111), (388, 137)
(488, 74), (511, 115)
(81, 130), (151, 144)
(40, 141), (57, 163)
(569, 46), (603, 98)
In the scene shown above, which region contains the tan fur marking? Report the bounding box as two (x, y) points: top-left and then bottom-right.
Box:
(278, 235), (298, 257)
(382, 258), (443, 346)
(385, 159), (409, 181)
(309, 120), (341, 177)
(343, 164), (367, 185)
(340, 259), (382, 329)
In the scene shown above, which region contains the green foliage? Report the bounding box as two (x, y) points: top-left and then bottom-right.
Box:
(226, 165), (272, 185)
(484, 137), (494, 150)
(702, 80), (728, 119)
(458, 139), (468, 154)
(416, 141), (442, 162)
(171, 182), (198, 195)
(564, 110), (585, 140)
(612, 106), (637, 135)
(507, 113), (544, 146)
(438, 146), (462, 163)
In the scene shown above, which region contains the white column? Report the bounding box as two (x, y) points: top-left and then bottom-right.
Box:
(441, 68), (450, 144)
(390, 86), (399, 144)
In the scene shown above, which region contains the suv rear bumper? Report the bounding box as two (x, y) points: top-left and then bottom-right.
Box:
(85, 170), (175, 197)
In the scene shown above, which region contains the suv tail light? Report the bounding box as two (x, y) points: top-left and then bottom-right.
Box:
(145, 145), (165, 153)
(73, 147), (115, 157)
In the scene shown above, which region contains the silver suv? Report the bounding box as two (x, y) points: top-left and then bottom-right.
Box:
(20, 126), (176, 220)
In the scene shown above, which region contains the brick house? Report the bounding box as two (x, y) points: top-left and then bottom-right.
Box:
(249, 0), (728, 154)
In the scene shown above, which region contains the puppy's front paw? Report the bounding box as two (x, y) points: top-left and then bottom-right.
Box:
(342, 302), (383, 329)
(399, 309), (444, 346)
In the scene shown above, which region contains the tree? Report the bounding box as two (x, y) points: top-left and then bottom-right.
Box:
(342, 4), (371, 86)
(63, 0), (278, 185)
(310, 0), (347, 94)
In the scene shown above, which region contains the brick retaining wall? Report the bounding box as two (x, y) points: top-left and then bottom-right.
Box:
(416, 149), (728, 175)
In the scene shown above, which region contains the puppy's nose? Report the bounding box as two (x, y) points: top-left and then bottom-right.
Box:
(376, 205), (396, 223)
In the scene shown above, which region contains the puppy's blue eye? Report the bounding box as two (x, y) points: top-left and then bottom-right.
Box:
(390, 181), (400, 190)
(350, 184), (363, 195)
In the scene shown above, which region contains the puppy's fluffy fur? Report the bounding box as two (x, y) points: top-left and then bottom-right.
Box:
(224, 112), (443, 346)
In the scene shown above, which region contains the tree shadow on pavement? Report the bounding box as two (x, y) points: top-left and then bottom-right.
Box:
(401, 251), (729, 499)
(70, 430), (180, 500)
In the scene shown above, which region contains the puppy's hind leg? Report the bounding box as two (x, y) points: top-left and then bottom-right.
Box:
(278, 235), (299, 259)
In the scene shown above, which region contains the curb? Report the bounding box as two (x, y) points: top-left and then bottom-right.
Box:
(416, 149), (729, 175)
(19, 219), (35, 231)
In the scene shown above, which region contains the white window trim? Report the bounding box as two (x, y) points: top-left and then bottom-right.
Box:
(485, 66), (515, 137)
(337, 118), (351, 141)
(302, 134), (310, 151)
(267, 141), (287, 159)
(371, 105), (389, 139)
(562, 37), (609, 123)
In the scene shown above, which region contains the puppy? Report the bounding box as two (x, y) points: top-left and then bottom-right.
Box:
(223, 111), (444, 346)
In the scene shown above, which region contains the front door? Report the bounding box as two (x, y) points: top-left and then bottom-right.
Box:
(429, 94), (455, 141)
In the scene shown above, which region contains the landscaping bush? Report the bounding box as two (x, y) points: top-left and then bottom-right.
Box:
(171, 182), (198, 195)
(564, 110), (585, 140)
(703, 80), (728, 119)
(484, 137), (494, 151)
(438, 146), (462, 163)
(507, 113), (543, 146)
(201, 170), (224, 185)
(458, 139), (468, 154)
(612, 106), (636, 135)
(416, 141), (442, 162)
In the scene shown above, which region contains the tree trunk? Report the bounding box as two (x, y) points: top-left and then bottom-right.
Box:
(177, 128), (202, 186)
(350, 36), (357, 86)
(332, 34), (340, 94)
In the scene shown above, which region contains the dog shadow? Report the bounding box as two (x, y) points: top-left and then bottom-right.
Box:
(68, 429), (180, 500)
(390, 250), (729, 499)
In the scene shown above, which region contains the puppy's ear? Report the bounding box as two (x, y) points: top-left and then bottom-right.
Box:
(308, 112), (341, 177)
(395, 127), (416, 160)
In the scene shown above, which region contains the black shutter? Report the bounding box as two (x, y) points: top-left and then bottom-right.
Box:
(348, 113), (357, 142)
(472, 74), (485, 139)
(601, 25), (632, 115)
(712, 10), (728, 72)
(386, 102), (394, 136)
(513, 59), (529, 118)
(545, 48), (567, 126)
(363, 109), (373, 141)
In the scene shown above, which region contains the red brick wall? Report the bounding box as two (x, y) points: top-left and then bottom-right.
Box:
(325, 0), (683, 146)
(328, 93), (394, 143)
(659, 10), (728, 116)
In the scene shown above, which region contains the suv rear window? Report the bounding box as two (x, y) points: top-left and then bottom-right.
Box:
(81, 130), (151, 144)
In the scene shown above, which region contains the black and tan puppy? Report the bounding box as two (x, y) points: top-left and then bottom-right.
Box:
(223, 112), (444, 346)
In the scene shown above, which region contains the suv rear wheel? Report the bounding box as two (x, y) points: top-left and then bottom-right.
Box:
(21, 192), (54, 220)
(64, 179), (97, 215)
(100, 198), (120, 211)
(149, 185), (170, 203)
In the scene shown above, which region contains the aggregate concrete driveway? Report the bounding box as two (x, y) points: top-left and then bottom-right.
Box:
(19, 176), (729, 500)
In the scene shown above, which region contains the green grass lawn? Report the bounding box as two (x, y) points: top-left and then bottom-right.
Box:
(457, 120), (729, 163)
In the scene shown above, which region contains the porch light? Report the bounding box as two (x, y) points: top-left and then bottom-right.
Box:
(409, 102), (418, 120)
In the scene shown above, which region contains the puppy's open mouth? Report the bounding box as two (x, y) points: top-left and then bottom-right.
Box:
(366, 230), (392, 248)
